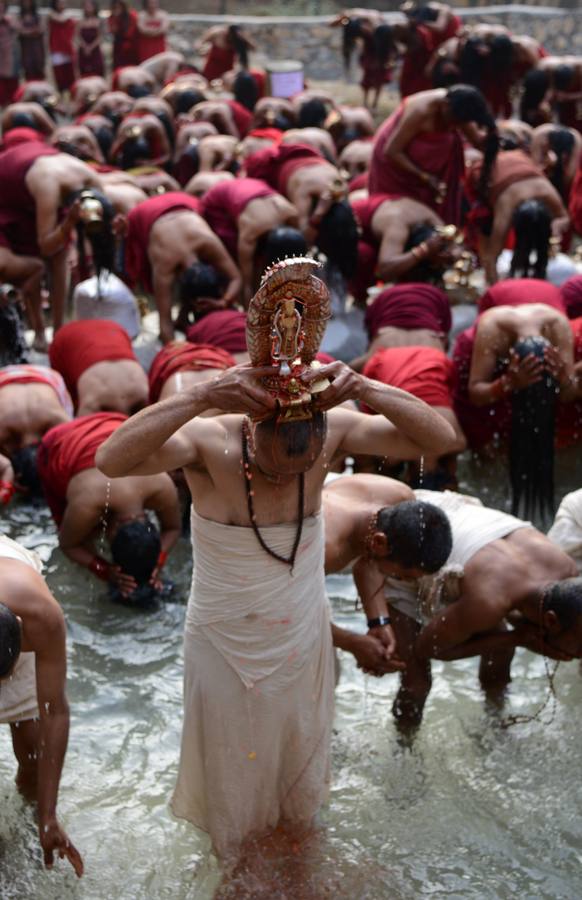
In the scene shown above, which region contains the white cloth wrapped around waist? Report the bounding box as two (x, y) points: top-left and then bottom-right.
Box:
(548, 489), (582, 573)
(0, 535), (42, 723)
(186, 508), (328, 688)
(386, 491), (531, 622)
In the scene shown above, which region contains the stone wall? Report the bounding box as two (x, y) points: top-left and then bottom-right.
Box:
(161, 7), (581, 82)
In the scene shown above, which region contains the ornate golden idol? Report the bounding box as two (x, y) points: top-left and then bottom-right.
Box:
(246, 257), (331, 422)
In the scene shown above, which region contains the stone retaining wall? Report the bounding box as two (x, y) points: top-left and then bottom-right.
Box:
(159, 6), (581, 82)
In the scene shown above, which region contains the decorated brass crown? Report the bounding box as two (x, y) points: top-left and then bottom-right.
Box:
(246, 257), (331, 422)
(78, 189), (105, 233)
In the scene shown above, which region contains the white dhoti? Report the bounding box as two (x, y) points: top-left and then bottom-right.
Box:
(548, 489), (582, 573)
(171, 510), (335, 858)
(0, 535), (42, 724)
(386, 491), (532, 623)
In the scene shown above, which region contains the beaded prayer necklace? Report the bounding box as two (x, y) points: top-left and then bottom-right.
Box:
(241, 419), (305, 569)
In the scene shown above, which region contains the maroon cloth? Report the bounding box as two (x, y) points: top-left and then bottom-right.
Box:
(109, 9), (139, 68)
(38, 413), (127, 525)
(148, 341), (235, 403)
(49, 319), (136, 408)
(349, 193), (399, 304)
(227, 99), (252, 139)
(315, 351), (335, 365)
(556, 316), (582, 447)
(561, 275), (582, 319)
(362, 345), (455, 413)
(365, 283), (452, 340)
(53, 61), (75, 92)
(369, 102), (465, 225)
(124, 192), (201, 292)
(478, 279), (566, 315)
(186, 310), (247, 353)
(202, 43), (235, 82)
(569, 163), (582, 236)
(349, 170), (368, 192)
(1, 127), (45, 150)
(351, 193), (396, 245)
(359, 33), (391, 91)
(399, 25), (435, 98)
(77, 24), (104, 76)
(0, 77), (18, 106)
(244, 143), (325, 196)
(0, 142), (58, 255)
(200, 178), (275, 258)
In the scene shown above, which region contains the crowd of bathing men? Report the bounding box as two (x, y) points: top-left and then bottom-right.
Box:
(3, 2), (582, 883)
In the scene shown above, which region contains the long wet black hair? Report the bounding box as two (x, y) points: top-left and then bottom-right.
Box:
(447, 85), (498, 200)
(67, 188), (117, 281)
(0, 291), (28, 365)
(373, 24), (395, 67)
(342, 17), (364, 72)
(509, 336), (556, 523)
(228, 24), (249, 69)
(509, 199), (551, 280)
(547, 126), (576, 200)
(316, 200), (359, 281)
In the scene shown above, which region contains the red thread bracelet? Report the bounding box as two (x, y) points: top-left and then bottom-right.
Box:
(88, 555), (110, 581)
(0, 480), (15, 505)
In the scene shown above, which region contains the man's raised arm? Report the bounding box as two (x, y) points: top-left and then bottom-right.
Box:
(308, 362), (457, 459)
(96, 366), (277, 478)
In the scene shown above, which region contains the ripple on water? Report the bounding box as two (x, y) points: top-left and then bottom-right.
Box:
(3, 465), (582, 898)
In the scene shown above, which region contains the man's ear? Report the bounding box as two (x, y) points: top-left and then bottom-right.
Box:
(371, 531), (388, 558)
(543, 609), (561, 634)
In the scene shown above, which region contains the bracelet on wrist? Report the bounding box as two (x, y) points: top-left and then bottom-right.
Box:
(157, 550), (168, 569)
(367, 615), (392, 629)
(489, 375), (511, 401)
(0, 479), (15, 504)
(88, 555), (110, 581)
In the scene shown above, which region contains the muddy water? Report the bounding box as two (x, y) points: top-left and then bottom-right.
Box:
(2, 454), (582, 899)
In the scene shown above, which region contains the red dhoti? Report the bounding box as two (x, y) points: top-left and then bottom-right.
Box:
(0, 142), (59, 256)
(244, 144), (325, 196)
(479, 278), (566, 315)
(49, 319), (137, 408)
(37, 412), (127, 525)
(0, 364), (73, 416)
(364, 282), (452, 340)
(124, 192), (201, 292)
(362, 345), (455, 413)
(350, 193), (397, 302)
(148, 341), (235, 403)
(186, 310), (247, 354)
(202, 44), (235, 82)
(368, 103), (465, 225)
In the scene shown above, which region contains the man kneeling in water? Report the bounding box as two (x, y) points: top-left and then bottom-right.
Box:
(323, 475), (582, 733)
(37, 413), (180, 606)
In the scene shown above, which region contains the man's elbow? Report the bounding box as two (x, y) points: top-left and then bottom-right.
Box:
(429, 418), (458, 455)
(95, 443), (125, 478)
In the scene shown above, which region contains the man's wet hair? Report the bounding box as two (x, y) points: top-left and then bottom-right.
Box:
(94, 124), (114, 159)
(110, 519), (161, 610)
(0, 602), (21, 679)
(377, 500), (452, 573)
(446, 86), (498, 199)
(510, 200), (551, 280)
(66, 188), (116, 279)
(404, 222), (440, 282)
(255, 410), (327, 459)
(406, 4), (439, 23)
(256, 226), (307, 271)
(547, 126), (576, 199)
(373, 24), (395, 66)
(490, 34), (513, 70)
(520, 70), (550, 125)
(509, 336), (556, 522)
(234, 71), (258, 112)
(554, 65), (575, 92)
(543, 577), (582, 630)
(179, 262), (224, 303)
(11, 444), (43, 498)
(297, 98), (327, 129)
(119, 135), (151, 169)
(432, 58), (461, 88)
(459, 36), (487, 87)
(9, 111), (39, 130)
(127, 84), (152, 99)
(175, 89), (206, 116)
(317, 200), (359, 280)
(0, 291), (28, 365)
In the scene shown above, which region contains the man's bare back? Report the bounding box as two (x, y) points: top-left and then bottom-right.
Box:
(0, 383), (70, 452)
